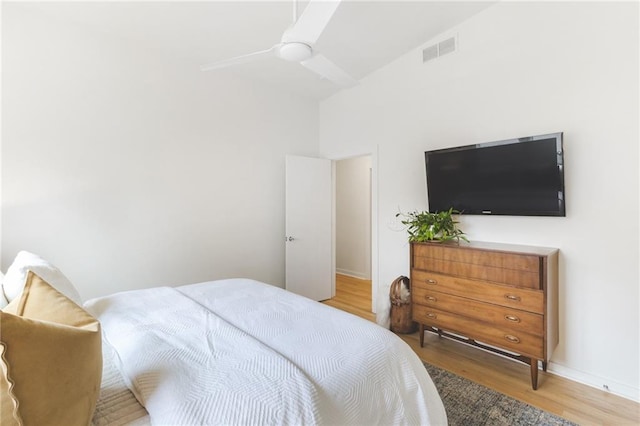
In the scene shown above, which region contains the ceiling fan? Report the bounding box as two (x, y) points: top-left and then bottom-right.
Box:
(200, 0), (357, 87)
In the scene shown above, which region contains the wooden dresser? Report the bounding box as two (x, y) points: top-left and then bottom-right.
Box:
(410, 240), (559, 389)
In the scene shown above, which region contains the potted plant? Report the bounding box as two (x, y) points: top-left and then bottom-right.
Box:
(396, 208), (468, 243)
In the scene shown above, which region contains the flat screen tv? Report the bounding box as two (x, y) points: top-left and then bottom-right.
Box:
(425, 132), (565, 216)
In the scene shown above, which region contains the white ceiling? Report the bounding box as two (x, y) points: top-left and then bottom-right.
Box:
(16, 1), (497, 100)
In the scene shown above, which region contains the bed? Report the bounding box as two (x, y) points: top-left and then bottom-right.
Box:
(86, 278), (447, 425)
(1, 252), (447, 425)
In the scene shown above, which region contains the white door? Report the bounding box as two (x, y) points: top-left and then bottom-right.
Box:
(285, 155), (333, 301)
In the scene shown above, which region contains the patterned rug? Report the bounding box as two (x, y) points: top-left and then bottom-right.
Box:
(424, 363), (577, 426)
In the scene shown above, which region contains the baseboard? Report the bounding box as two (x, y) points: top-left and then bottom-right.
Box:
(548, 362), (639, 402)
(431, 332), (640, 403)
(336, 268), (369, 280)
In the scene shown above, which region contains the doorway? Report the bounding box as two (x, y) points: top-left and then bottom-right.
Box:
(335, 155), (373, 312)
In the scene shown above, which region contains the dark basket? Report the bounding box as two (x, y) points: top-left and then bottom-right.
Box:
(389, 276), (417, 334)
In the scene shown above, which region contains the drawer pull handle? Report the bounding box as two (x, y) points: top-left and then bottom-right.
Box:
(426, 313), (437, 319)
(427, 279), (437, 285)
(504, 334), (520, 343)
(426, 296), (437, 302)
(505, 315), (521, 323)
(504, 294), (521, 302)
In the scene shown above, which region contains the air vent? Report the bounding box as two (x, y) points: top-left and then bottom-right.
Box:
(422, 36), (457, 63)
(438, 37), (456, 56)
(422, 45), (438, 62)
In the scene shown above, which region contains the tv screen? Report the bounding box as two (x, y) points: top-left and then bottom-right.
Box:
(425, 132), (565, 216)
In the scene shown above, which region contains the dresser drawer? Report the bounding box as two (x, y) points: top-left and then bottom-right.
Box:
(412, 287), (544, 337)
(413, 306), (544, 358)
(412, 269), (544, 314)
(413, 243), (540, 269)
(412, 257), (541, 289)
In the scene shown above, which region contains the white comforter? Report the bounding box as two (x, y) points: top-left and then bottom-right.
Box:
(85, 279), (447, 425)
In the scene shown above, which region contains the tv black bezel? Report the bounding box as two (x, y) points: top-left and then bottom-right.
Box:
(424, 132), (565, 217)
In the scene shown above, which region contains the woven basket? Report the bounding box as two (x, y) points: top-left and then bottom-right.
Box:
(389, 276), (417, 334)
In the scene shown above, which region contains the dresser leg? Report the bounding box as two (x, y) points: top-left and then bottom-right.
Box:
(542, 360), (548, 372)
(419, 324), (425, 347)
(530, 358), (539, 390)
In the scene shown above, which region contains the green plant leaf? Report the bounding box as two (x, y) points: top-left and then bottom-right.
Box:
(396, 208), (467, 243)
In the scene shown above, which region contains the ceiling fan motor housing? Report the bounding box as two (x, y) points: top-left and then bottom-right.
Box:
(278, 42), (313, 62)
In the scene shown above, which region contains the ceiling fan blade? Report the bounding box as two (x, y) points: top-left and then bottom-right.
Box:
(301, 53), (357, 88)
(282, 0), (342, 45)
(200, 45), (279, 72)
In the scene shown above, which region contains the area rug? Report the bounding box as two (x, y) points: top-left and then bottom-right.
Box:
(424, 363), (577, 426)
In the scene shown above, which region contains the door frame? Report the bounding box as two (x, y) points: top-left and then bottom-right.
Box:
(330, 148), (378, 314)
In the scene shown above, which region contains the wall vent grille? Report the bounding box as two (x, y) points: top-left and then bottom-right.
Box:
(422, 45), (438, 62)
(422, 36), (457, 63)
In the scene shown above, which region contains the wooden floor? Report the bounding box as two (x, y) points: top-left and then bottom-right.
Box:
(323, 274), (640, 425)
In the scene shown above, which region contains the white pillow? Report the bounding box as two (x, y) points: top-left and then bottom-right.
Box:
(0, 294), (7, 309)
(0, 271), (8, 309)
(2, 251), (82, 305)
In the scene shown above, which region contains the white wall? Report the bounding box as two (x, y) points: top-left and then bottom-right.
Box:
(336, 155), (371, 279)
(320, 2), (639, 401)
(0, 3), (3, 266)
(1, 5), (319, 299)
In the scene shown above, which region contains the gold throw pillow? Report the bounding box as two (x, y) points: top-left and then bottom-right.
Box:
(0, 271), (102, 426)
